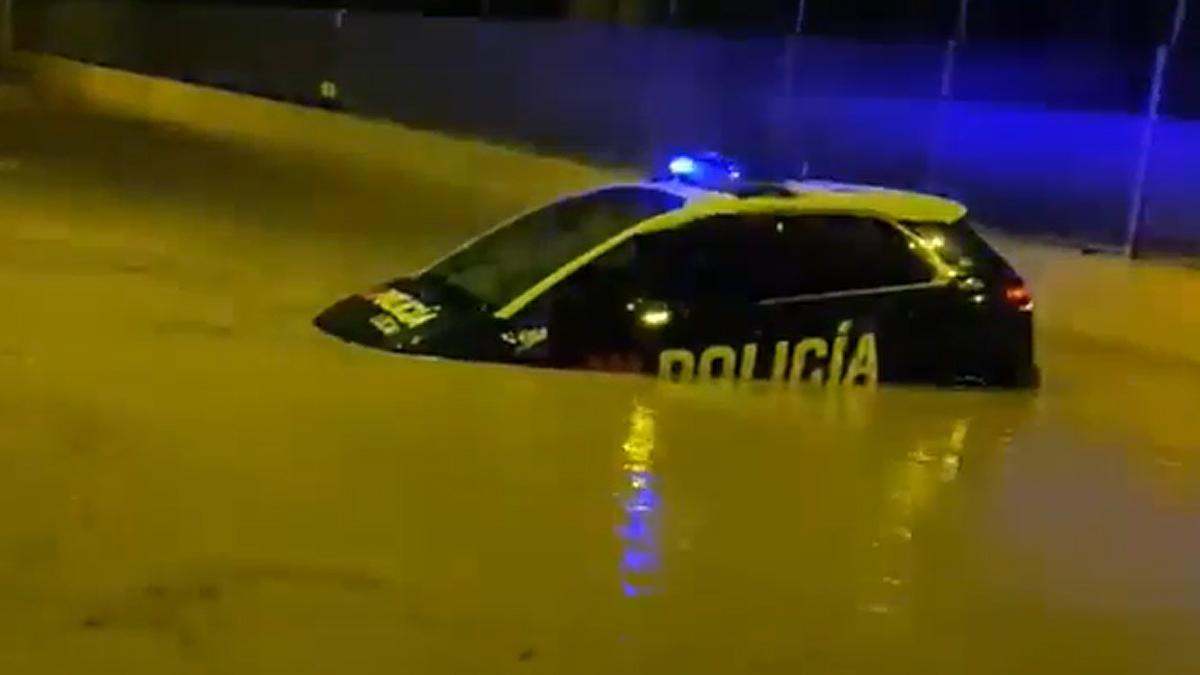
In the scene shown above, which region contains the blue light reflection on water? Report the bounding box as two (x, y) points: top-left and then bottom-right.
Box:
(618, 403), (660, 598)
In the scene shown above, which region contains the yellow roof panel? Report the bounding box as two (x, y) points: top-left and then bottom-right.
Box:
(637, 187), (968, 233)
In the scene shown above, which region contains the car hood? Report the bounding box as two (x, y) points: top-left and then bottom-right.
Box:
(313, 277), (504, 358)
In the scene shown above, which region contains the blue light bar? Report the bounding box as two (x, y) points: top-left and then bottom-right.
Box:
(668, 155), (699, 178)
(663, 152), (743, 186)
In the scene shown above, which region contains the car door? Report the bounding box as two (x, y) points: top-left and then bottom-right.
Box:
(504, 227), (756, 377)
(627, 218), (785, 381)
(549, 212), (940, 385)
(505, 212), (949, 385)
(735, 213), (952, 386)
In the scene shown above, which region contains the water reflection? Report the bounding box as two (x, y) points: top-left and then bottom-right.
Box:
(617, 402), (660, 598)
(860, 417), (971, 619)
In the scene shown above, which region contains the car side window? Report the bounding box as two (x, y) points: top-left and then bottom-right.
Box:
(772, 214), (935, 295)
(426, 187), (683, 310)
(630, 219), (755, 302)
(516, 239), (641, 322)
(512, 240), (644, 362)
(628, 214), (934, 302)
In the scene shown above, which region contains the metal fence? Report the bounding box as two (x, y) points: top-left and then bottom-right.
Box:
(12, 1), (1200, 256)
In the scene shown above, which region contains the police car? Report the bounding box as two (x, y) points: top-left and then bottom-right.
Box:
(315, 154), (1038, 388)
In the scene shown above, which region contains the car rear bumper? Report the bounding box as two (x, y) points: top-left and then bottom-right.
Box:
(1010, 362), (1042, 389)
(944, 309), (1038, 389)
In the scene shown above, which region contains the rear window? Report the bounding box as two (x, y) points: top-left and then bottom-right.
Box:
(903, 216), (1019, 281)
(424, 187), (684, 309)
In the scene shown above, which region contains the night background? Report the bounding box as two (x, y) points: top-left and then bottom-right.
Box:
(4, 0), (1200, 671)
(118, 0), (1189, 47)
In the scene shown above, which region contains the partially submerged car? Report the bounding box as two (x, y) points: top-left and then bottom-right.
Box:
(315, 155), (1038, 388)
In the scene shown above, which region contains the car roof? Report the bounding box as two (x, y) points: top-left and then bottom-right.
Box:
(626, 178), (968, 226)
(491, 180), (963, 319)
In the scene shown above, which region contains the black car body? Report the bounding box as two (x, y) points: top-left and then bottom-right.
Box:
(316, 175), (1038, 388)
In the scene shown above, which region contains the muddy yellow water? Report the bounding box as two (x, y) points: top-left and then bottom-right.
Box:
(2, 92), (1200, 674)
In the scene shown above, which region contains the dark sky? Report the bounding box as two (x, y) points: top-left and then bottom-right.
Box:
(458, 0), (1177, 45)
(665, 0), (1180, 45)
(140, 0), (1186, 46)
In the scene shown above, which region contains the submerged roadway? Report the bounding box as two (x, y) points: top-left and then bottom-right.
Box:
(1, 85), (1199, 674)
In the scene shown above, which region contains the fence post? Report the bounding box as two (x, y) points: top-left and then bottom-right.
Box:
(780, 36), (801, 175)
(1124, 46), (1169, 258)
(1170, 0), (1189, 45)
(794, 0), (807, 34)
(924, 39), (958, 193)
(926, 1), (969, 193)
(1122, 0), (1187, 257)
(318, 9), (346, 109)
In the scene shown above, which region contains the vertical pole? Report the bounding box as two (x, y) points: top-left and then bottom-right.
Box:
(319, 9), (346, 109)
(939, 40), (958, 99)
(480, 0), (489, 17)
(1169, 0), (1188, 46)
(1123, 0), (1186, 256)
(794, 0), (807, 34)
(1124, 45), (1169, 258)
(668, 0), (678, 23)
(925, 39), (958, 192)
(783, 36), (799, 175)
(929, 0), (969, 191)
(955, 0), (970, 41)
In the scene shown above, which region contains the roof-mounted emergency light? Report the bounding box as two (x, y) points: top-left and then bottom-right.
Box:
(662, 152), (743, 185)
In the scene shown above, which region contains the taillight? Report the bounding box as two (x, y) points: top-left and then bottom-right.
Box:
(1004, 283), (1034, 312)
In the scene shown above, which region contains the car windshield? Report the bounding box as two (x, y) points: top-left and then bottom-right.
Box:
(422, 187), (684, 309)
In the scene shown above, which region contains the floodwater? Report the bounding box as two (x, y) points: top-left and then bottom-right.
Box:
(2, 92), (1200, 673)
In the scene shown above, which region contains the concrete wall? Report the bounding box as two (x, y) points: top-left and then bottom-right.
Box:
(13, 1), (1200, 254)
(20, 53), (617, 211)
(19, 55), (1200, 367)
